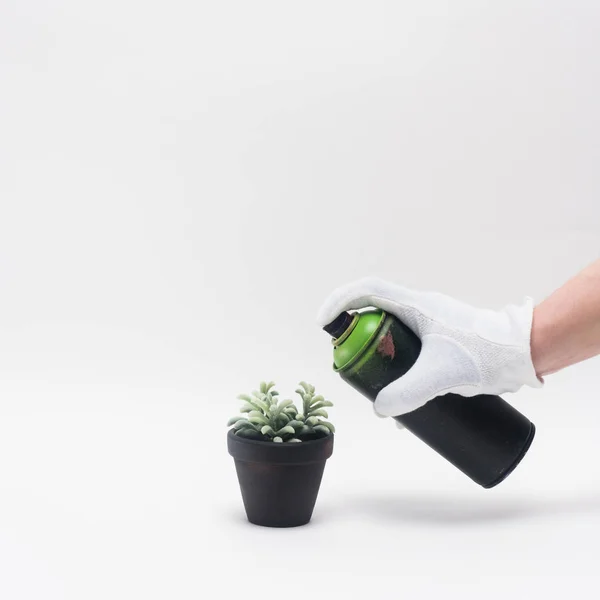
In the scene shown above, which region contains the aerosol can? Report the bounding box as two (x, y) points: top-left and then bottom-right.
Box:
(323, 309), (535, 488)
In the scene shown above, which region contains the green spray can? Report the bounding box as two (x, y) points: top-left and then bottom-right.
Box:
(323, 309), (536, 488)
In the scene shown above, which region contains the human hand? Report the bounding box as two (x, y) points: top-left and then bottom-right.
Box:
(318, 277), (543, 417)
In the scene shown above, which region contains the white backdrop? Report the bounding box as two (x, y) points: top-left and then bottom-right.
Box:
(1, 1), (599, 598)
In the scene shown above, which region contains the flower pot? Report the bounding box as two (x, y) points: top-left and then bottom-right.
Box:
(227, 430), (334, 527)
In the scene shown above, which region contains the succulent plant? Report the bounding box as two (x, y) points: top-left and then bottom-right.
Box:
(227, 381), (335, 443)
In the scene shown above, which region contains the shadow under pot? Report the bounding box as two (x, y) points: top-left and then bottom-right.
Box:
(227, 430), (334, 527)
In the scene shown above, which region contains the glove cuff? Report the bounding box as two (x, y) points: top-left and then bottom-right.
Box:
(499, 297), (544, 392)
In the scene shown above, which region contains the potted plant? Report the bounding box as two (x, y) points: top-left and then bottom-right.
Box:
(227, 381), (335, 527)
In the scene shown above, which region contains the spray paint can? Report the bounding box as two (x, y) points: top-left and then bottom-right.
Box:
(323, 309), (535, 488)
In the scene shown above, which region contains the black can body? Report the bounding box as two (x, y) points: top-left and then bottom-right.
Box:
(339, 313), (535, 488)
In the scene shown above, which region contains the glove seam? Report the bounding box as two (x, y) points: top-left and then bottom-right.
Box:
(435, 383), (480, 396)
(377, 298), (527, 350)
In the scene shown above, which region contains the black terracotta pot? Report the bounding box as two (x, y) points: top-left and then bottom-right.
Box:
(227, 430), (334, 527)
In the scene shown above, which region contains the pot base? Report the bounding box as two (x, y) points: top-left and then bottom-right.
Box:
(234, 460), (326, 527)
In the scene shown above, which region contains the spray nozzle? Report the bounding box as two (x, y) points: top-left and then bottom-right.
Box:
(323, 311), (354, 339)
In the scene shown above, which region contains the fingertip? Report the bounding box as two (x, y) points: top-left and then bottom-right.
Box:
(373, 393), (404, 417)
(316, 300), (342, 328)
(372, 403), (388, 418)
(375, 381), (435, 417)
(315, 305), (329, 328)
(315, 277), (382, 327)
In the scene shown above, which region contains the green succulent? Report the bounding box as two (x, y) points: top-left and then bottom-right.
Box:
(227, 381), (335, 443)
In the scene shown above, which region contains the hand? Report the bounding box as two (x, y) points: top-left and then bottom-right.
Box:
(318, 277), (543, 417)
(371, 402), (406, 429)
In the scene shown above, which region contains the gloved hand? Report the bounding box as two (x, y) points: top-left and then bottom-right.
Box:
(317, 277), (543, 418)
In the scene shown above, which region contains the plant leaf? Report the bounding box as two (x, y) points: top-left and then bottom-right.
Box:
(302, 393), (312, 416)
(277, 399), (294, 411)
(287, 420), (304, 430)
(227, 416), (247, 427)
(269, 400), (282, 417)
(248, 412), (269, 425)
(272, 400), (293, 419)
(313, 425), (331, 436)
(240, 396), (269, 412)
(319, 421), (336, 433)
(248, 411), (265, 419)
(235, 428), (262, 439)
(261, 425), (275, 436)
(276, 412), (290, 425)
(309, 409), (328, 418)
(288, 438), (302, 443)
(249, 396), (269, 411)
(273, 436), (283, 443)
(276, 425), (296, 436)
(233, 419), (255, 430)
(310, 395), (324, 405)
(310, 401), (333, 410)
(306, 416), (319, 426)
(299, 381), (311, 393)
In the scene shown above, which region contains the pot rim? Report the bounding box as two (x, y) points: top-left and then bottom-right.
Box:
(227, 429), (334, 465)
(227, 428), (333, 447)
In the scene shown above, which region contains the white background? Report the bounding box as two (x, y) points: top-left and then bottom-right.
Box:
(1, 1), (599, 598)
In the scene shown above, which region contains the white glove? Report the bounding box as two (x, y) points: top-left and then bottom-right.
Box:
(318, 277), (543, 417)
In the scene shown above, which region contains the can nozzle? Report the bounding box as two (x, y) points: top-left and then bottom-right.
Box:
(322, 311), (354, 339)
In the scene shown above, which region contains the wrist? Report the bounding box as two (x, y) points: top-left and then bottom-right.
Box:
(530, 304), (558, 377)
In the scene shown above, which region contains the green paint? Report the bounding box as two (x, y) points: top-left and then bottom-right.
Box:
(332, 309), (385, 370)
